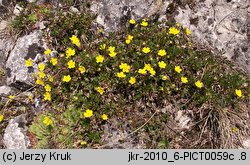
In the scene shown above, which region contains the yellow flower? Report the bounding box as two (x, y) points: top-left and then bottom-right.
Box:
(158, 61), (166, 68)
(78, 66), (86, 74)
(109, 51), (117, 57)
(127, 35), (133, 40)
(176, 23), (181, 27)
(38, 63), (45, 71)
(119, 63), (130, 73)
(48, 75), (54, 82)
(44, 49), (52, 55)
(70, 35), (81, 47)
(181, 77), (188, 83)
(162, 75), (167, 80)
(65, 47), (75, 58)
(9, 95), (15, 100)
(235, 89), (242, 97)
(169, 27), (180, 35)
(142, 65), (155, 75)
(138, 68), (147, 75)
(96, 55), (104, 63)
(62, 75), (71, 82)
(67, 60), (76, 69)
(117, 72), (126, 78)
(95, 87), (105, 95)
(38, 71), (46, 79)
(125, 35), (133, 44)
(129, 19), (136, 24)
(80, 141), (87, 145)
(148, 68), (156, 76)
(108, 46), (115, 52)
(43, 92), (51, 101)
(0, 115), (3, 122)
(100, 43), (106, 50)
(125, 39), (131, 44)
(84, 109), (93, 118)
(43, 116), (53, 126)
(144, 63), (152, 71)
(28, 95), (33, 101)
(186, 28), (191, 35)
(102, 114), (108, 120)
(231, 127), (239, 133)
(25, 59), (33, 67)
(195, 80), (204, 88)
(142, 47), (151, 53)
(141, 19), (148, 27)
(174, 66), (182, 73)
(44, 84), (51, 92)
(98, 28), (103, 33)
(129, 77), (136, 85)
(50, 58), (57, 66)
(36, 78), (44, 86)
(158, 49), (167, 56)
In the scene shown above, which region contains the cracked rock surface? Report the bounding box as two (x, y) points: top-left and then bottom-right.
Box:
(175, 0), (250, 74)
(6, 30), (46, 90)
(243, 138), (250, 148)
(3, 115), (30, 149)
(90, 0), (171, 32)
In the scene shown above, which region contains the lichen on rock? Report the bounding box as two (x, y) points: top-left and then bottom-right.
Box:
(6, 30), (46, 90)
(3, 115), (30, 149)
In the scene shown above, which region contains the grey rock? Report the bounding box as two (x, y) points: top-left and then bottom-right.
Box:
(6, 30), (46, 90)
(90, 0), (171, 32)
(26, 0), (48, 5)
(174, 0), (250, 74)
(13, 4), (23, 16)
(0, 20), (7, 31)
(26, 0), (44, 3)
(36, 21), (46, 30)
(175, 110), (191, 130)
(0, 21), (15, 85)
(101, 118), (145, 149)
(0, 85), (11, 95)
(3, 115), (30, 149)
(26, 0), (36, 2)
(243, 138), (250, 148)
(69, 6), (80, 14)
(0, 0), (10, 18)
(0, 37), (14, 60)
